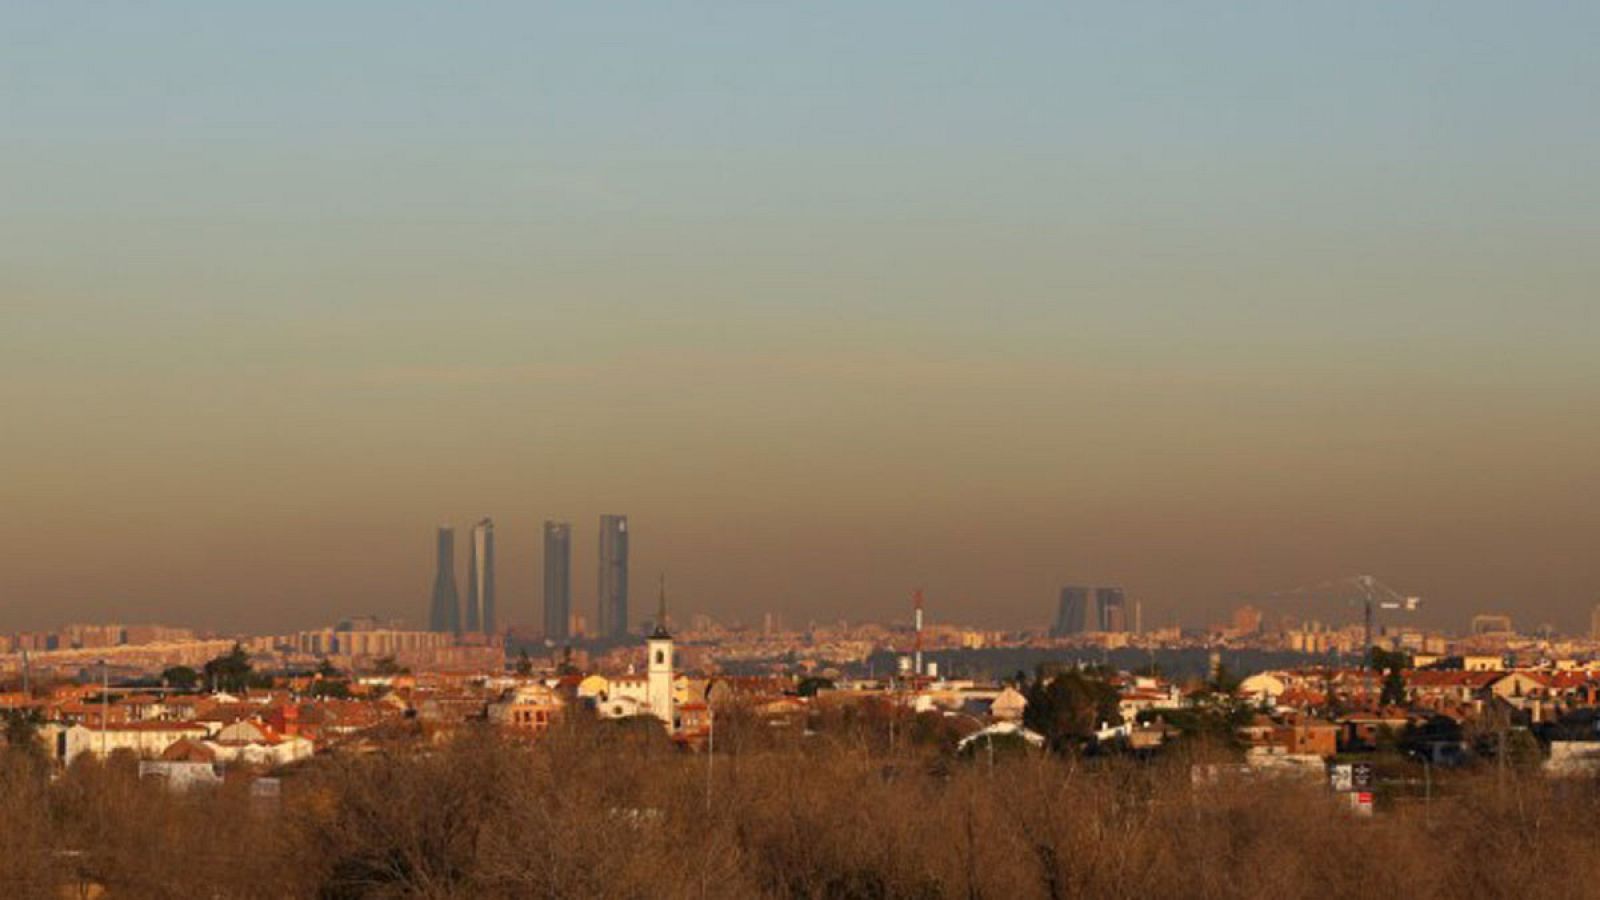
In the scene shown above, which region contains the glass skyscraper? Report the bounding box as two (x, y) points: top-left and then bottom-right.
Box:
(597, 514), (629, 639)
(543, 520), (571, 641)
(428, 526), (461, 635)
(1096, 587), (1127, 633)
(467, 517), (496, 633)
(1054, 585), (1091, 636)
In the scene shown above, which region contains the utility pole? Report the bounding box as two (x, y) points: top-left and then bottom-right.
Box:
(1423, 757), (1432, 825)
(1363, 596), (1374, 670)
(99, 658), (109, 760)
(1497, 714), (1508, 799)
(704, 687), (715, 812)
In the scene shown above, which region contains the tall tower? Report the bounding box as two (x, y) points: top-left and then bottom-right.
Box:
(1096, 587), (1127, 633)
(543, 521), (572, 641)
(428, 526), (461, 635)
(646, 574), (674, 730)
(912, 589), (925, 677)
(1054, 586), (1090, 636)
(467, 518), (496, 633)
(597, 514), (630, 639)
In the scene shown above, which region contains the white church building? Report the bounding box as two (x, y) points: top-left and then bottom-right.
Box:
(594, 577), (679, 732)
(645, 577), (676, 730)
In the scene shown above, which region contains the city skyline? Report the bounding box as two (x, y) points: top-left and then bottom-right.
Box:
(0, 504), (1592, 636)
(6, 5), (1599, 896)
(2, 3), (1596, 634)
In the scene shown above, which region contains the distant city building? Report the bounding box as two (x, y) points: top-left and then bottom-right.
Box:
(335, 616), (391, 633)
(1591, 604), (1600, 642)
(1232, 604), (1263, 634)
(597, 515), (630, 639)
(1097, 587), (1127, 633)
(544, 521), (572, 642)
(428, 526), (461, 635)
(466, 518), (496, 634)
(1053, 586), (1091, 636)
(1471, 613), (1514, 636)
(62, 623), (125, 649)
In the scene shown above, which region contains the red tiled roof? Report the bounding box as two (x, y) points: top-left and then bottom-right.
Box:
(96, 721), (208, 733)
(1406, 671), (1498, 689)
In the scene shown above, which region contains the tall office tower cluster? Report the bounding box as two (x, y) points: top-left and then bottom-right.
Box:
(543, 521), (572, 642)
(597, 514), (630, 640)
(426, 514), (630, 642)
(1052, 584), (1132, 636)
(428, 518), (497, 636)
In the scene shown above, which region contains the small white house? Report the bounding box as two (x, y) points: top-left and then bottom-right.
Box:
(988, 686), (1028, 722)
(51, 722), (210, 765)
(596, 695), (643, 720)
(1238, 673), (1287, 706)
(210, 720), (315, 768)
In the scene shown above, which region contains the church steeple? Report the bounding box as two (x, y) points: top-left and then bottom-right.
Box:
(650, 573), (672, 639)
(645, 573), (675, 731)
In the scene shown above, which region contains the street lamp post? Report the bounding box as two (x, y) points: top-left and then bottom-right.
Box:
(99, 659), (109, 761)
(703, 680), (718, 812)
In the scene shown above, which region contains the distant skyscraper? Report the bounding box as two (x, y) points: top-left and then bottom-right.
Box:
(1471, 613), (1513, 636)
(467, 518), (496, 633)
(1096, 587), (1127, 633)
(597, 514), (629, 639)
(1054, 586), (1091, 636)
(428, 526), (461, 635)
(1232, 604), (1263, 634)
(1591, 604), (1600, 641)
(544, 521), (572, 641)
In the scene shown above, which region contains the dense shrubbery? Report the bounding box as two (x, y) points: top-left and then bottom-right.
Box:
(5, 715), (1600, 898)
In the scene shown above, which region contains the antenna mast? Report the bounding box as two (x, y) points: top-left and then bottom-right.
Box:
(913, 589), (924, 678)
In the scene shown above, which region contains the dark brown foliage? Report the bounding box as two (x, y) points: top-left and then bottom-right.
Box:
(5, 720), (1600, 898)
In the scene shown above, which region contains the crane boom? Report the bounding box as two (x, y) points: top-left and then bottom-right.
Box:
(1255, 574), (1423, 669)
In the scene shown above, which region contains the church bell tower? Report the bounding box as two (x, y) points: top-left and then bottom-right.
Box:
(646, 574), (675, 730)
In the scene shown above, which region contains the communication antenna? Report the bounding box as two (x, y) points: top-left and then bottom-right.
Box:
(912, 589), (924, 678)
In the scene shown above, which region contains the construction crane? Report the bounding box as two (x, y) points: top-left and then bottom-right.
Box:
(1258, 574), (1421, 669)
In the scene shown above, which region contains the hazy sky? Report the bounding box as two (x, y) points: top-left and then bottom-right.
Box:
(3, 2), (1597, 635)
